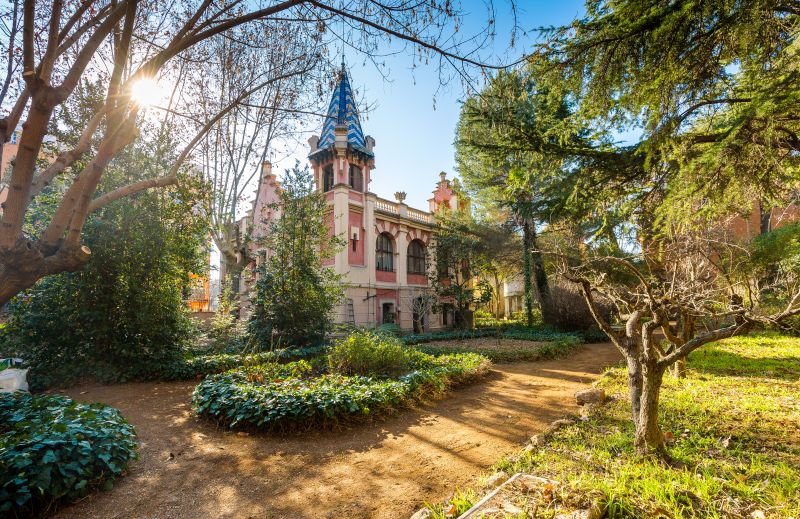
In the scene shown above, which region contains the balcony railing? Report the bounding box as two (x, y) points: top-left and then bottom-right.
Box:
(374, 197), (433, 224)
(407, 207), (432, 223)
(375, 198), (399, 214)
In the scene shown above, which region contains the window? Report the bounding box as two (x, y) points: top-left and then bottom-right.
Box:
(376, 233), (394, 271)
(349, 165), (363, 191)
(323, 165), (334, 191)
(407, 240), (426, 275)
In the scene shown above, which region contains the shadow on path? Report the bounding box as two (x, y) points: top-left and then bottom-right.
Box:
(55, 343), (622, 519)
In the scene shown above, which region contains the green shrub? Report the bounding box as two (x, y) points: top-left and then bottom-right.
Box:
(0, 393), (138, 516)
(376, 322), (403, 337)
(158, 345), (328, 380)
(403, 326), (583, 345)
(327, 330), (420, 377)
(193, 352), (490, 430)
(0, 179), (206, 390)
(415, 336), (581, 363)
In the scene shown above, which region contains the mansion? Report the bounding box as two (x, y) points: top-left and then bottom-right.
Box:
(238, 66), (467, 331)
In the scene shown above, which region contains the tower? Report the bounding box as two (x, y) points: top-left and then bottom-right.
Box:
(308, 63), (375, 194)
(307, 64), (375, 271)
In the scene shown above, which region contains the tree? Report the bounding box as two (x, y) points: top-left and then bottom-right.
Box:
(536, 0), (800, 229)
(0, 117), (207, 387)
(248, 162), (344, 347)
(192, 24), (321, 298)
(455, 70), (636, 326)
(463, 215), (521, 319)
(551, 225), (800, 456)
(0, 0), (511, 307)
(401, 286), (437, 333)
(430, 212), (493, 329)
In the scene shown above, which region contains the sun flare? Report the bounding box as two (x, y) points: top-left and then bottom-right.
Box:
(130, 78), (165, 107)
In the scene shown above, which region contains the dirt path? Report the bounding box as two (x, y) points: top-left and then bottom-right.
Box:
(56, 343), (621, 519)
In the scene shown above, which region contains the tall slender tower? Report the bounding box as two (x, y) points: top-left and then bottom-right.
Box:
(308, 63), (375, 270)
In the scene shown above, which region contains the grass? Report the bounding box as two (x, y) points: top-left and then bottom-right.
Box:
(428, 332), (800, 518)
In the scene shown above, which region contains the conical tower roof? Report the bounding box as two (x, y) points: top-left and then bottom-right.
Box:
(317, 64), (370, 154)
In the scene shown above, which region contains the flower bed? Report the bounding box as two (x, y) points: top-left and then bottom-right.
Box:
(192, 352), (489, 430)
(0, 393), (138, 516)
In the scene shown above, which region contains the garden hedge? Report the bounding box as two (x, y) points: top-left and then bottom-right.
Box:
(0, 393), (138, 516)
(192, 352), (489, 430)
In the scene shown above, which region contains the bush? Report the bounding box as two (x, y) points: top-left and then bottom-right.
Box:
(193, 352), (490, 430)
(157, 345), (328, 381)
(0, 393), (138, 516)
(328, 330), (419, 377)
(541, 282), (614, 332)
(0, 185), (206, 390)
(414, 336), (581, 363)
(376, 322), (403, 337)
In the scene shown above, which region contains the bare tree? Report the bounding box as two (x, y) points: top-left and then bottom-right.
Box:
(191, 23), (321, 298)
(0, 0), (511, 307)
(550, 229), (800, 456)
(402, 287), (437, 333)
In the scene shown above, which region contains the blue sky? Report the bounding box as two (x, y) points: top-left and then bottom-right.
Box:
(269, 0), (587, 210)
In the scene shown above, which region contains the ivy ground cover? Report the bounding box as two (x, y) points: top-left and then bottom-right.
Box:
(0, 393), (138, 516)
(192, 335), (490, 430)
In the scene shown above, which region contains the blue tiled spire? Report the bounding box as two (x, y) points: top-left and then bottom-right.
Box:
(317, 63), (369, 153)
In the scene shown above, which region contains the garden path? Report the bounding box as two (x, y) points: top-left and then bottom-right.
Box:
(56, 342), (620, 519)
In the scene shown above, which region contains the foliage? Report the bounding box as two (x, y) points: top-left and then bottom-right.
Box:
(0, 185), (206, 390)
(402, 326), (586, 346)
(430, 212), (494, 327)
(414, 335), (581, 363)
(540, 282), (614, 332)
(460, 333), (800, 518)
(193, 351), (490, 430)
(203, 285), (248, 352)
(327, 331), (420, 377)
(376, 323), (403, 337)
(537, 0), (800, 228)
(0, 86), (207, 389)
(249, 163), (344, 348)
(0, 393), (138, 516)
(157, 345), (329, 381)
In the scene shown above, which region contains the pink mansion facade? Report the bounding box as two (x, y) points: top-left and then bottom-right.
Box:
(244, 67), (466, 331)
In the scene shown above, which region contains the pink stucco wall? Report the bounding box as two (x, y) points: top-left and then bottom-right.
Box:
(376, 270), (396, 283)
(348, 209), (365, 266)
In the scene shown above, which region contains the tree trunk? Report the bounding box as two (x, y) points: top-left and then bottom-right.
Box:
(522, 218), (550, 326)
(634, 365), (666, 456)
(669, 357), (687, 378)
(626, 355), (643, 424)
(0, 238), (91, 306)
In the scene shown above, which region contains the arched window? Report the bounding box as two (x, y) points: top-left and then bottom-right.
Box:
(407, 240), (426, 275)
(349, 165), (363, 191)
(376, 233), (394, 272)
(323, 165), (334, 191)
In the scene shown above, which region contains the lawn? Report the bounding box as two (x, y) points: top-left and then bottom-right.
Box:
(430, 332), (800, 518)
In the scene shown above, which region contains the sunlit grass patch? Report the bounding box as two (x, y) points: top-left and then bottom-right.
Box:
(431, 332), (800, 518)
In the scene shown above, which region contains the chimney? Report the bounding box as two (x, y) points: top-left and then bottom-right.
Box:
(261, 161), (273, 180)
(308, 135), (319, 152)
(366, 135), (376, 152)
(439, 171), (447, 183)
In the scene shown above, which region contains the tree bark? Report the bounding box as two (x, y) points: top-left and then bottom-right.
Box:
(521, 220), (534, 327)
(0, 237), (90, 306)
(634, 364), (666, 456)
